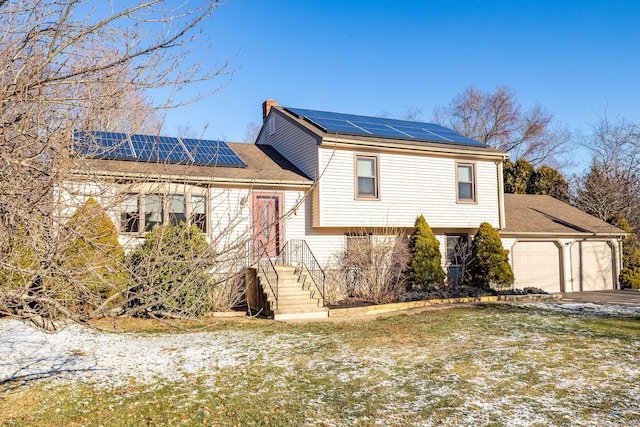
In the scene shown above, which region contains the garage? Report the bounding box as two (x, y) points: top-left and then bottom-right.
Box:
(512, 240), (563, 293)
(571, 241), (614, 291)
(501, 194), (626, 293)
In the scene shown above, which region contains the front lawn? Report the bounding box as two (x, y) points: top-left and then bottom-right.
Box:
(1, 304), (639, 426)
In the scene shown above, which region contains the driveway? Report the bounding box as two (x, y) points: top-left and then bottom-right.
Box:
(562, 290), (640, 307)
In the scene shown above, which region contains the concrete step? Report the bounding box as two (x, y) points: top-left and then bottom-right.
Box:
(274, 308), (329, 320)
(256, 274), (301, 284)
(263, 287), (320, 299)
(275, 292), (320, 300)
(273, 266), (297, 274)
(256, 264), (326, 317)
(267, 296), (320, 303)
(267, 297), (322, 308)
(268, 292), (318, 301)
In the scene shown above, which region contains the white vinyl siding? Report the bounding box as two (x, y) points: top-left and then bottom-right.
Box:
(283, 190), (350, 267)
(315, 147), (500, 228)
(209, 188), (252, 254)
(257, 111), (319, 179)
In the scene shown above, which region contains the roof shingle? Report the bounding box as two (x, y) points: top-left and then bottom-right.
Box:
(501, 194), (625, 236)
(80, 142), (312, 185)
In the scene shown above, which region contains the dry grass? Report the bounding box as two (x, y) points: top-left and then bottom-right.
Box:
(2, 304), (640, 426)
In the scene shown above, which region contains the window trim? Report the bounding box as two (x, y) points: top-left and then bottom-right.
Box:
(345, 232), (373, 261)
(456, 161), (477, 203)
(190, 194), (208, 234)
(354, 154), (380, 200)
(120, 192), (208, 235)
(120, 193), (140, 234)
(445, 233), (470, 266)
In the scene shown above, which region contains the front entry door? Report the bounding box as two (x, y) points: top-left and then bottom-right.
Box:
(253, 193), (282, 258)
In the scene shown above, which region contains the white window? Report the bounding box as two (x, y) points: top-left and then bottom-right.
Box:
(191, 195), (207, 233)
(120, 194), (139, 233)
(121, 193), (207, 234)
(345, 233), (372, 260)
(356, 155), (379, 199)
(446, 234), (469, 266)
(144, 194), (163, 231)
(457, 162), (476, 202)
(167, 194), (186, 226)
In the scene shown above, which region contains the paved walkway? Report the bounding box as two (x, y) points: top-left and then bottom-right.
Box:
(562, 290), (640, 307)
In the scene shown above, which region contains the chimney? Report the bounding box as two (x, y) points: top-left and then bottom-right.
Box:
(262, 99), (277, 121)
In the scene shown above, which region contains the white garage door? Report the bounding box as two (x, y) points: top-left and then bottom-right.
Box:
(512, 241), (562, 293)
(571, 241), (614, 291)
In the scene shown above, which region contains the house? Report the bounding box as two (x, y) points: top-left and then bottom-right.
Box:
(255, 101), (625, 294)
(61, 100), (627, 317)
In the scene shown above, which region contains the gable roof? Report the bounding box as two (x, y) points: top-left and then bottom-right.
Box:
(285, 107), (487, 148)
(76, 142), (313, 186)
(272, 106), (506, 157)
(501, 194), (626, 236)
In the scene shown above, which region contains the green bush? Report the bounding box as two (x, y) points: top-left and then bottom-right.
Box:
(408, 215), (445, 289)
(503, 159), (570, 202)
(468, 222), (514, 289)
(620, 265), (640, 289)
(503, 158), (534, 194)
(1, 199), (127, 316)
(126, 222), (215, 317)
(60, 197), (128, 306)
(608, 214), (640, 289)
(0, 225), (40, 289)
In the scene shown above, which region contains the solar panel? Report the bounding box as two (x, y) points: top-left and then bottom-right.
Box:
(286, 107), (488, 148)
(72, 131), (246, 168)
(73, 131), (134, 160)
(181, 138), (247, 167)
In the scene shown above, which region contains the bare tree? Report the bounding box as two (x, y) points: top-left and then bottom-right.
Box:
(243, 122), (261, 143)
(433, 86), (571, 165)
(329, 230), (410, 305)
(73, 46), (163, 134)
(573, 115), (640, 230)
(377, 106), (424, 122)
(0, 0), (238, 330)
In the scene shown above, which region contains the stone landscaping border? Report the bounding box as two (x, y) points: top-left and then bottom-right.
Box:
(328, 294), (562, 317)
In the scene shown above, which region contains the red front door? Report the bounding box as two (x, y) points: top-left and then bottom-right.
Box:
(253, 193), (281, 258)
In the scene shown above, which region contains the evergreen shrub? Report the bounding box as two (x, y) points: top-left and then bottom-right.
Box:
(468, 222), (514, 289)
(408, 215), (445, 289)
(61, 197), (128, 303)
(126, 222), (215, 317)
(608, 214), (640, 289)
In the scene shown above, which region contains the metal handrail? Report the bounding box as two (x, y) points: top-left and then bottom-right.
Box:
(256, 241), (278, 310)
(281, 239), (326, 305)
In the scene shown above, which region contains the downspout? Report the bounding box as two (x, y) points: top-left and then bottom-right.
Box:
(496, 158), (506, 229)
(617, 237), (624, 290)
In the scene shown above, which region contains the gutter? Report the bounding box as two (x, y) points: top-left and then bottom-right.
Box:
(321, 135), (509, 160)
(70, 168), (314, 188)
(498, 231), (629, 238)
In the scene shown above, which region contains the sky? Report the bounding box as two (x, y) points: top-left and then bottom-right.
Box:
(158, 0), (640, 169)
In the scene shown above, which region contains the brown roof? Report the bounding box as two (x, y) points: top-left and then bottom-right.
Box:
(79, 143), (312, 185)
(501, 194), (626, 236)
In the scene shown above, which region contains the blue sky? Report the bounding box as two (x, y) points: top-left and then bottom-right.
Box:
(160, 0), (640, 168)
